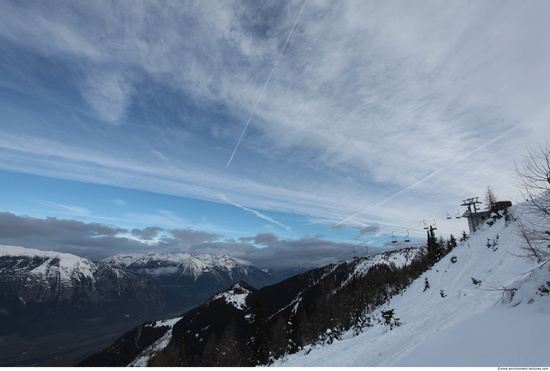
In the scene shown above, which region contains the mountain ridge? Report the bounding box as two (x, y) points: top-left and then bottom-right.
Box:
(102, 251), (278, 313)
(0, 245), (164, 335)
(78, 201), (550, 367)
(78, 244), (431, 366)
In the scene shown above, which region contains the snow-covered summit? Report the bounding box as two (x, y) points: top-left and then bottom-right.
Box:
(1, 244), (98, 285)
(103, 251), (254, 280)
(209, 281), (256, 311)
(0, 244), (163, 313)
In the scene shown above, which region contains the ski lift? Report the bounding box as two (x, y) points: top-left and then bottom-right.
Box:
(432, 219), (438, 230)
(446, 210), (451, 219)
(423, 219), (429, 229)
(353, 246), (359, 259)
(455, 209), (461, 219)
(404, 230), (410, 243)
(391, 232), (397, 243)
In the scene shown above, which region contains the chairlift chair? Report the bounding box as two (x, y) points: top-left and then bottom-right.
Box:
(455, 209), (461, 219)
(446, 210), (451, 219)
(404, 230), (410, 243)
(353, 246), (359, 259)
(423, 219), (429, 229)
(391, 232), (397, 243)
(432, 219), (438, 230)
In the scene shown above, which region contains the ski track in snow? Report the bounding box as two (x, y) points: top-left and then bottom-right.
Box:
(276, 208), (550, 367)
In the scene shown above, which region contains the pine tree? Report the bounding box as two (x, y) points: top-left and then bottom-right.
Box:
(285, 312), (303, 354)
(216, 321), (244, 366)
(485, 186), (497, 211)
(446, 234), (457, 254)
(426, 226), (439, 265)
(246, 301), (269, 366)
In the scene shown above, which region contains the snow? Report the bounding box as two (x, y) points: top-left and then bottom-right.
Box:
(341, 246), (425, 288)
(1, 244), (97, 285)
(211, 282), (252, 310)
(275, 207), (550, 367)
(103, 252), (253, 279)
(392, 304), (550, 367)
(128, 317), (182, 367)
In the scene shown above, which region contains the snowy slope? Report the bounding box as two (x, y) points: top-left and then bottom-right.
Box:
(128, 316), (183, 367)
(276, 207), (550, 367)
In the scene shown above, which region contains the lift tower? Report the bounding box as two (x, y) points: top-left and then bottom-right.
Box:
(461, 197), (483, 233)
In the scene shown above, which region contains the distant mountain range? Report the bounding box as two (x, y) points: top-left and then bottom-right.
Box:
(0, 245), (164, 335)
(0, 245), (282, 366)
(0, 246), (279, 335)
(102, 252), (278, 312)
(78, 246), (431, 366)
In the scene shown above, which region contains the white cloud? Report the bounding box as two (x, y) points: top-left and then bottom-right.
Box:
(1, 0), (549, 240)
(80, 68), (135, 124)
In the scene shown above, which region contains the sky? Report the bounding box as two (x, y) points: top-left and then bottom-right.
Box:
(1, 0), (549, 271)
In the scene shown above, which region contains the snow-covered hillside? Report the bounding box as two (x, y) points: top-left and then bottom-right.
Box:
(276, 205), (550, 367)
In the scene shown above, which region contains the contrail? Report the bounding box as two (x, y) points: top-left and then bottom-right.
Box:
(335, 124), (522, 227)
(218, 194), (292, 232)
(226, 0), (307, 168)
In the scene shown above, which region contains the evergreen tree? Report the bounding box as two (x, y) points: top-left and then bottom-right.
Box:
(446, 234), (457, 254)
(246, 301), (269, 366)
(216, 321), (244, 366)
(485, 186), (497, 211)
(426, 225), (439, 265)
(285, 312), (303, 354)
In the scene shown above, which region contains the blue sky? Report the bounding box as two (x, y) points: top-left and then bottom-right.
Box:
(1, 0), (549, 270)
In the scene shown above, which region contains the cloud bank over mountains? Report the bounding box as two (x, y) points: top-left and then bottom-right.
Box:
(0, 212), (365, 270)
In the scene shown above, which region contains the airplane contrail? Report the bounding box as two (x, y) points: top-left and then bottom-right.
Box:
(335, 123), (522, 227)
(218, 194), (292, 232)
(226, 0), (307, 168)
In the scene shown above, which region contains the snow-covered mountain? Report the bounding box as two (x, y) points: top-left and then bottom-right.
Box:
(276, 204), (550, 367)
(78, 245), (430, 366)
(79, 202), (550, 367)
(102, 252), (278, 313)
(103, 252), (267, 282)
(0, 245), (164, 333)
